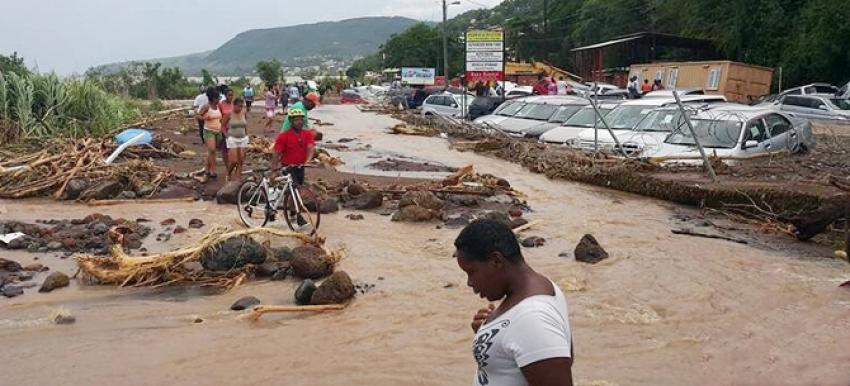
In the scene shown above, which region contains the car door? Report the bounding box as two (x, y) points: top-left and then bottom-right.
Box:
(741, 117), (771, 154)
(763, 113), (798, 152)
(423, 96), (438, 114)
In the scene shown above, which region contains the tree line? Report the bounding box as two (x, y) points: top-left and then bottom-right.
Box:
(348, 0), (850, 90)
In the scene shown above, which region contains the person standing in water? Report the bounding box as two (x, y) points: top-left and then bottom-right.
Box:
(196, 88), (223, 179)
(455, 219), (573, 386)
(223, 97), (249, 181)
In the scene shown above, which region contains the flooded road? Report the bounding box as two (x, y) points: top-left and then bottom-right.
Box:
(1, 105), (849, 385)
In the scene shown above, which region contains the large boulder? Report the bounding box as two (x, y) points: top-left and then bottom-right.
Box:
(574, 234), (609, 264)
(346, 183), (366, 196)
(311, 271), (356, 305)
(305, 198), (339, 214)
(200, 236), (267, 271)
(0, 258), (22, 272)
(350, 191), (383, 210)
(39, 272), (70, 293)
(216, 181), (242, 205)
(398, 191), (444, 211)
(230, 296), (261, 311)
(392, 205), (437, 222)
(60, 179), (89, 200)
(79, 180), (122, 201)
(289, 245), (334, 279)
(295, 279), (317, 305)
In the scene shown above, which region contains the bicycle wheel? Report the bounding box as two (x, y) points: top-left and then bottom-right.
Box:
(282, 186), (321, 235)
(237, 181), (270, 228)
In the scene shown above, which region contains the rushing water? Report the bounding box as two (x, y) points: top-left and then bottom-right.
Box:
(1, 105), (848, 385)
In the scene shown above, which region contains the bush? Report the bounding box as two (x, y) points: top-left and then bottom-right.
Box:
(0, 71), (141, 144)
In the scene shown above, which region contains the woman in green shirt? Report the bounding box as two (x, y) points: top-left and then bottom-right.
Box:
(223, 98), (249, 181)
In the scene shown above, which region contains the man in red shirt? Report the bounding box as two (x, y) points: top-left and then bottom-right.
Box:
(271, 109), (315, 187)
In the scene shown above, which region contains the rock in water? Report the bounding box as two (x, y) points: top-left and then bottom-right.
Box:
(255, 262), (281, 278)
(391, 205), (436, 222)
(216, 181), (242, 205)
(482, 211), (512, 228)
(0, 258), (22, 272)
(311, 271), (356, 305)
(522, 236), (546, 248)
(23, 263), (48, 272)
(574, 234), (609, 264)
(136, 184), (156, 198)
(80, 180), (122, 201)
(352, 191), (383, 210)
(345, 214), (365, 221)
(511, 218), (529, 229)
(346, 183), (366, 196)
(290, 245), (334, 279)
(2, 285), (24, 298)
(199, 237), (267, 271)
(61, 179), (89, 200)
(295, 279), (317, 305)
(314, 198), (340, 214)
(39, 272), (70, 293)
(230, 296), (261, 311)
(398, 191), (444, 211)
(51, 308), (75, 325)
(188, 219), (205, 229)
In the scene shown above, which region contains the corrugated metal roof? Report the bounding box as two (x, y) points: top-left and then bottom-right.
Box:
(570, 35), (644, 52)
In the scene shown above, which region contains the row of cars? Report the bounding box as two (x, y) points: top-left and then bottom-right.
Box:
(470, 91), (819, 161)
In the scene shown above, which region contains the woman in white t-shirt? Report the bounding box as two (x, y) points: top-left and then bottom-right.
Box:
(454, 219), (573, 386)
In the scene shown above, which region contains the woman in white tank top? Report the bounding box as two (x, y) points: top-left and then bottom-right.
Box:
(454, 219), (573, 386)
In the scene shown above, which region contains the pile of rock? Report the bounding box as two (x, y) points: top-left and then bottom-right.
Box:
(0, 214), (151, 254)
(0, 258), (69, 298)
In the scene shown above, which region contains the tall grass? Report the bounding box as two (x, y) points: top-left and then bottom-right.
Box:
(0, 71), (141, 145)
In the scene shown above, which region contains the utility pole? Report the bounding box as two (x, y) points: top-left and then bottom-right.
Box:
(442, 0), (449, 86)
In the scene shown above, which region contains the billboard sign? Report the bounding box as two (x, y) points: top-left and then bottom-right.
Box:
(401, 67), (436, 85)
(465, 29), (504, 84)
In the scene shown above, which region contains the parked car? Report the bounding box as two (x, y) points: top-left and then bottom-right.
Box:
(421, 93), (473, 118)
(539, 102), (623, 144)
(642, 88), (705, 98)
(779, 82), (840, 97)
(571, 95), (727, 154)
(505, 86), (534, 100)
(777, 95), (850, 122)
(837, 81), (850, 99)
(468, 96), (505, 120)
(340, 89), (366, 104)
(650, 106), (815, 161)
(490, 96), (587, 138)
(474, 99), (526, 126)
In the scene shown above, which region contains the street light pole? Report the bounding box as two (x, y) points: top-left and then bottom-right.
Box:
(442, 0), (449, 87)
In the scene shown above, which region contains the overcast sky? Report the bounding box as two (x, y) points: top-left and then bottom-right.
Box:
(0, 0), (502, 75)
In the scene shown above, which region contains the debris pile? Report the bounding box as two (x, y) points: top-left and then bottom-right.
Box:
(0, 214), (151, 254)
(75, 227), (343, 291)
(0, 138), (175, 200)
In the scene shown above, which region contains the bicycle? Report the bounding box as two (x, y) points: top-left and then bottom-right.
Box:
(237, 166), (321, 234)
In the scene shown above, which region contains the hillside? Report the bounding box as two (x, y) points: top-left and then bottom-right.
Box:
(99, 16), (419, 75)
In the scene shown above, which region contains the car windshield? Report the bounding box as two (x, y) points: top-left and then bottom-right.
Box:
(665, 119), (742, 149)
(633, 109), (695, 132)
(604, 105), (656, 129)
(829, 99), (850, 110)
(563, 107), (613, 127)
(497, 102), (525, 116)
(515, 104), (560, 121)
(548, 105), (585, 123)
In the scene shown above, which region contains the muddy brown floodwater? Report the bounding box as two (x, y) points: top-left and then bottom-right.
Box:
(1, 105), (849, 386)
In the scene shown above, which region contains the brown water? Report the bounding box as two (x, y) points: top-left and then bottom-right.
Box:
(1, 105), (849, 385)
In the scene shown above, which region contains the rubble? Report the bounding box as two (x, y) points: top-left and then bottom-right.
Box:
(0, 215), (151, 254)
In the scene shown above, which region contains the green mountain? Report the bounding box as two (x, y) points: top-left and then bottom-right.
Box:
(100, 16), (419, 76)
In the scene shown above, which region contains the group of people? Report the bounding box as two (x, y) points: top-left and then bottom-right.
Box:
(532, 75), (575, 96)
(191, 82), (320, 184)
(193, 85), (248, 182)
(627, 76), (665, 99)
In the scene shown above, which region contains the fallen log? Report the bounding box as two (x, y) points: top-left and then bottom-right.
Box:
(246, 304), (346, 321)
(86, 197), (197, 206)
(671, 228), (749, 244)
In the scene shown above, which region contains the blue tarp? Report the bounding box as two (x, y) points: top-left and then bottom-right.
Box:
(114, 128), (152, 146)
